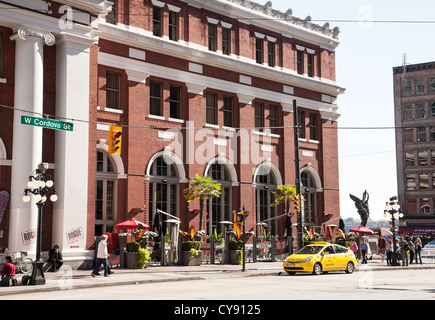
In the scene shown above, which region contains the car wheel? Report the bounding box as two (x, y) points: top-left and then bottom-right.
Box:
(345, 262), (354, 274)
(312, 262), (322, 275)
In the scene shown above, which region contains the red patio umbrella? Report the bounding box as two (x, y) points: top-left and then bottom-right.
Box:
(349, 225), (374, 235)
(115, 218), (150, 230)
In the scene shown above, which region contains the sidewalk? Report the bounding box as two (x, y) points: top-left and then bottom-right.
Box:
(2, 258), (435, 296)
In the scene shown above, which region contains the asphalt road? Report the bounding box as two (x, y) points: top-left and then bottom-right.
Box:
(4, 268), (435, 301)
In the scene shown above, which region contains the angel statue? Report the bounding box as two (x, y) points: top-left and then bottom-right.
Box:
(349, 190), (370, 227)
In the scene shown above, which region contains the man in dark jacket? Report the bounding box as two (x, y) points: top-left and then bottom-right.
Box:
(48, 245), (63, 272)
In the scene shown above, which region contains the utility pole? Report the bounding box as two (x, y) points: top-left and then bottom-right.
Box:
(293, 100), (303, 249)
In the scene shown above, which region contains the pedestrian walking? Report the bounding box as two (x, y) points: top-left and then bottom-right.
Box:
(377, 235), (386, 262)
(360, 239), (368, 264)
(0, 256), (16, 286)
(400, 239), (409, 266)
(414, 237), (423, 264)
(408, 237), (415, 264)
(350, 240), (358, 259)
(91, 234), (110, 277)
(386, 238), (393, 265)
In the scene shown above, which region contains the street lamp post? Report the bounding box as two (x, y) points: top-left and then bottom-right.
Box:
(22, 163), (58, 285)
(383, 196), (403, 267)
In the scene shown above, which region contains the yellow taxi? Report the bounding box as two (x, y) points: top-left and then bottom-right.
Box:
(283, 242), (357, 275)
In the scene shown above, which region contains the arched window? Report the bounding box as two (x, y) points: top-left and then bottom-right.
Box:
(301, 171), (317, 224)
(148, 156), (180, 228)
(255, 169), (278, 235)
(96, 150), (118, 235)
(206, 163), (232, 234)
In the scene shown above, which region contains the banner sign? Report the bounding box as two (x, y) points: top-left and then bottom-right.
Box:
(22, 229), (37, 245)
(66, 226), (84, 244)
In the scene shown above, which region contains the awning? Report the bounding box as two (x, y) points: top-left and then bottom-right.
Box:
(398, 227), (435, 235)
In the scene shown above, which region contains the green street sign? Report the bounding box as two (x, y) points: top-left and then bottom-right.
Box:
(21, 115), (73, 132)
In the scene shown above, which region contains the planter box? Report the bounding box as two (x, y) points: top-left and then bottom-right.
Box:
(229, 250), (242, 265)
(124, 252), (139, 269)
(181, 250), (202, 266)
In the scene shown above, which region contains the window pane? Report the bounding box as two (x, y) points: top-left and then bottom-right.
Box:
(404, 128), (413, 143)
(403, 105), (412, 120)
(269, 105), (278, 134)
(150, 81), (161, 116)
(256, 38), (263, 64)
(415, 79), (425, 95)
(407, 198), (417, 215)
(254, 102), (264, 131)
(307, 53), (314, 77)
(309, 113), (318, 140)
(96, 180), (103, 220)
(417, 150), (428, 166)
(417, 127), (426, 142)
(431, 102), (435, 118)
(206, 93), (216, 124)
(416, 103), (425, 119)
(406, 173), (416, 190)
(106, 180), (114, 220)
(297, 51), (304, 75)
(421, 197), (430, 214)
(222, 28), (230, 55)
(223, 96), (233, 127)
(153, 6), (162, 36)
(430, 127), (435, 142)
(298, 110), (305, 138)
(419, 173), (429, 190)
(106, 72), (120, 109)
(169, 11), (178, 41)
(402, 81), (412, 97)
(429, 78), (435, 93)
(267, 41), (275, 67)
(170, 85), (181, 119)
(208, 24), (216, 51)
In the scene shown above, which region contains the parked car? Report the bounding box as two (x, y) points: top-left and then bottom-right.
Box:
(424, 240), (435, 248)
(283, 242), (357, 275)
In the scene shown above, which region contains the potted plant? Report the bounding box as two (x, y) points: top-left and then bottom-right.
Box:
(229, 239), (244, 265)
(180, 226), (205, 266)
(124, 223), (155, 269)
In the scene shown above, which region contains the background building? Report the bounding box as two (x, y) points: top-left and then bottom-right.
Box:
(0, 0), (344, 268)
(393, 61), (435, 236)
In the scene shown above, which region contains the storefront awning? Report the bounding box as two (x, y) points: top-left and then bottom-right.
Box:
(398, 227), (435, 235)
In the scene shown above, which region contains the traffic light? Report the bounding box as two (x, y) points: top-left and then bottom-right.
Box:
(109, 126), (122, 154)
(234, 211), (245, 223)
(294, 194), (301, 213)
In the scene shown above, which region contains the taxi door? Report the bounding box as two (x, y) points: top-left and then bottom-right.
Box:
(333, 245), (347, 270)
(322, 245), (336, 271)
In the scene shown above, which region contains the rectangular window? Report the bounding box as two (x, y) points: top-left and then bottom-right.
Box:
(419, 173), (429, 190)
(208, 24), (217, 51)
(406, 173), (416, 190)
(106, 0), (116, 24)
(297, 51), (304, 75)
(420, 197), (431, 214)
(418, 150), (428, 166)
(153, 6), (162, 37)
(309, 113), (318, 140)
(404, 128), (413, 143)
(222, 28), (230, 55)
(403, 105), (412, 120)
(169, 11), (178, 41)
(307, 53), (314, 77)
(149, 81), (162, 116)
(254, 102), (264, 131)
(106, 72), (120, 109)
(405, 150), (415, 167)
(433, 173), (435, 190)
(416, 103), (426, 119)
(223, 96), (233, 127)
(269, 105), (278, 134)
(255, 38), (263, 64)
(206, 92), (217, 124)
(432, 149), (435, 166)
(417, 127), (426, 142)
(430, 126), (435, 142)
(402, 80), (412, 97)
(267, 41), (275, 67)
(415, 79), (425, 95)
(298, 110), (306, 139)
(430, 102), (435, 118)
(169, 85), (181, 119)
(407, 197), (417, 215)
(429, 78), (435, 93)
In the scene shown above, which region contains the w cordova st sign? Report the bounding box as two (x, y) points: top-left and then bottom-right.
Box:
(21, 115), (73, 132)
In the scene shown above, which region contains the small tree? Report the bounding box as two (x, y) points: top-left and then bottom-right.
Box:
(271, 184), (297, 215)
(183, 174), (221, 235)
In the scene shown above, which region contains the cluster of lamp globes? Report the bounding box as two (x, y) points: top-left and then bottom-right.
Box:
(383, 201), (404, 220)
(22, 178), (58, 203)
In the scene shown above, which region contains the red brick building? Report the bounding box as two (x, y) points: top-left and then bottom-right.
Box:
(0, 0), (344, 267)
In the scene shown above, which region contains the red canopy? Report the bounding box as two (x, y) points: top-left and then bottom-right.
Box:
(115, 218), (150, 230)
(349, 225), (374, 235)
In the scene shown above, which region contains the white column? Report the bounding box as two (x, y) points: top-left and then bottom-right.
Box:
(52, 33), (94, 262)
(9, 26), (55, 252)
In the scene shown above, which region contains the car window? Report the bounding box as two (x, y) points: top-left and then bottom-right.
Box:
(333, 245), (346, 253)
(323, 246), (335, 254)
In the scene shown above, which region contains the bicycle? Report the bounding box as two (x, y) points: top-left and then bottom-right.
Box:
(9, 252), (33, 274)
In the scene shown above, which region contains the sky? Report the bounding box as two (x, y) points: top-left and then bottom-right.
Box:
(269, 0), (435, 220)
